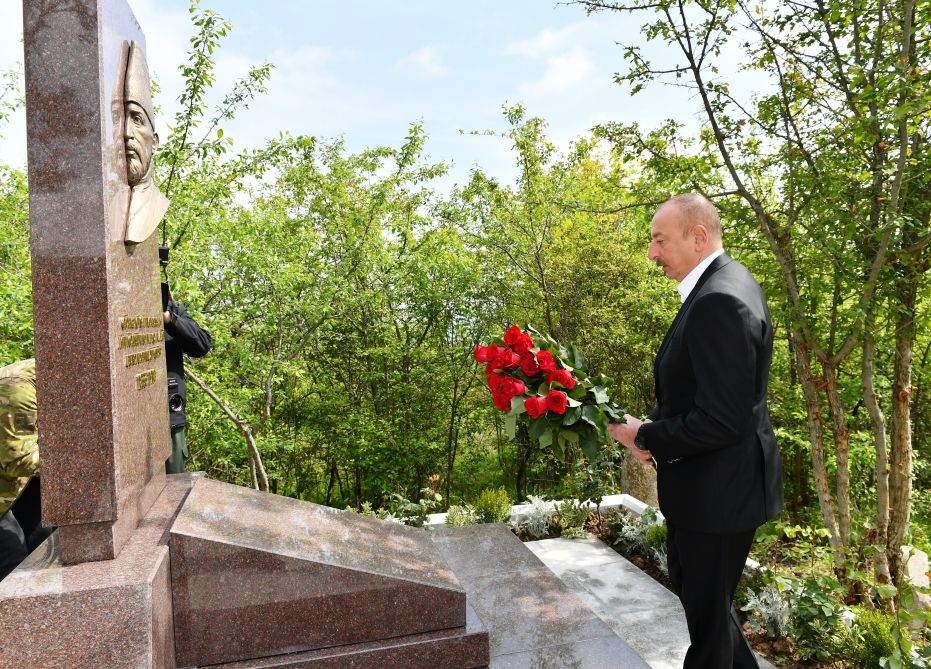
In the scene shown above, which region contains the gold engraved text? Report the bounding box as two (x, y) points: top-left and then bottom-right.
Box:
(126, 346), (162, 368)
(135, 369), (157, 391)
(120, 315), (162, 330)
(118, 330), (164, 349)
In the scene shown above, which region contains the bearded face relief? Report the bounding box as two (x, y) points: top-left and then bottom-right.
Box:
(121, 41), (169, 244)
(125, 100), (157, 186)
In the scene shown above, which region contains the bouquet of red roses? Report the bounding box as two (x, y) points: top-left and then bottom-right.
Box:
(475, 325), (624, 461)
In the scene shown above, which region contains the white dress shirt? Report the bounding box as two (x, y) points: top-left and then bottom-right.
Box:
(676, 248), (725, 303)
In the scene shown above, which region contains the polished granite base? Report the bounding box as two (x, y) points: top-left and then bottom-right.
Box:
(0, 475), (193, 669)
(432, 524), (650, 669)
(1, 477), (648, 669)
(170, 478), (488, 668)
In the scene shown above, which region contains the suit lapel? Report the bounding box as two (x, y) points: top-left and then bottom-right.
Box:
(653, 254), (733, 391)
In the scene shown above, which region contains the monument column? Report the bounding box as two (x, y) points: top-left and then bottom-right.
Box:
(24, 0), (170, 564)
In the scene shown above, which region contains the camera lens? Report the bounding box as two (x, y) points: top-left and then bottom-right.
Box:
(168, 394), (183, 412)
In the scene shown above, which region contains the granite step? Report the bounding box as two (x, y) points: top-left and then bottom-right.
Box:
(526, 536), (778, 669)
(432, 524), (650, 669)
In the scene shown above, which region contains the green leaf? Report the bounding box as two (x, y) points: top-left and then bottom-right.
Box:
(505, 412), (517, 439)
(528, 415), (549, 439)
(591, 386), (609, 404)
(562, 406), (582, 426)
(580, 427), (599, 462)
(571, 345), (588, 370)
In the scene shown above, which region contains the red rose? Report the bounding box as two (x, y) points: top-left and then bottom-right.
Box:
(506, 378), (526, 397)
(545, 390), (568, 415)
(503, 325), (523, 347)
(524, 396), (546, 419)
(547, 369), (576, 390)
(536, 350), (557, 373)
(487, 373), (508, 392)
(512, 332), (534, 356)
(474, 345), (494, 363)
(521, 353), (540, 377)
(492, 349), (521, 371)
(492, 391), (512, 412)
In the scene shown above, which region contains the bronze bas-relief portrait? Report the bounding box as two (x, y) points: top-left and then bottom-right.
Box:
(122, 41), (168, 244)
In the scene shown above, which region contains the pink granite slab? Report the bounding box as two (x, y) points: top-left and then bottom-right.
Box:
(170, 478), (469, 667)
(25, 0), (169, 564)
(0, 474), (194, 669)
(207, 605), (488, 669)
(432, 524), (651, 668)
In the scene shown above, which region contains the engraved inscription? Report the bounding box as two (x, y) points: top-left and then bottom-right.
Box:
(135, 369), (157, 391)
(125, 346), (162, 368)
(120, 315), (162, 330)
(118, 330), (164, 349)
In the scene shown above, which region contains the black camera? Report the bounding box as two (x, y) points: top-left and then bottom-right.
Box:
(167, 377), (184, 413)
(159, 245), (169, 267)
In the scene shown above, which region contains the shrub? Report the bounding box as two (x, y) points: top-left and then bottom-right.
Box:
(645, 522), (667, 551)
(523, 495), (555, 539)
(445, 504), (479, 527)
(389, 488), (442, 527)
(611, 507), (660, 558)
(474, 487), (513, 524)
(553, 498), (592, 537)
(848, 607), (909, 668)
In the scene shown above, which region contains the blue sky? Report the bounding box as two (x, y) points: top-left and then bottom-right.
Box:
(0, 1), (761, 191)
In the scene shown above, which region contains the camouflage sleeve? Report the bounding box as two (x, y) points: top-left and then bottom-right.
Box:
(0, 371), (39, 513)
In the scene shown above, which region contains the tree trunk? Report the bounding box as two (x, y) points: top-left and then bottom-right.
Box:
(861, 320), (892, 585)
(887, 278), (917, 586)
(823, 366), (851, 547)
(791, 332), (845, 571)
(185, 368), (269, 491)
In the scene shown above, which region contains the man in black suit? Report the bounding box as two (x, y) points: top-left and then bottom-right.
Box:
(610, 194), (783, 669)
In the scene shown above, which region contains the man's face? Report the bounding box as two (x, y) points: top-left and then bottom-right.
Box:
(124, 101), (157, 186)
(648, 205), (702, 282)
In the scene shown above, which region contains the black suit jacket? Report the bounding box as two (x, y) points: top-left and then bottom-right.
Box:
(639, 253), (783, 534)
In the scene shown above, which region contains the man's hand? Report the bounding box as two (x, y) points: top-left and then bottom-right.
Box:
(608, 414), (654, 466)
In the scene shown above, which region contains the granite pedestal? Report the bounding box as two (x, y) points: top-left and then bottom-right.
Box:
(169, 478), (489, 668)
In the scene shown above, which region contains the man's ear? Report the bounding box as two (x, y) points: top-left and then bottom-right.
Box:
(153, 132), (160, 150)
(692, 224), (709, 249)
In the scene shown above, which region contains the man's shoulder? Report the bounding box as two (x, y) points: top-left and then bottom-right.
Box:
(0, 359), (36, 386)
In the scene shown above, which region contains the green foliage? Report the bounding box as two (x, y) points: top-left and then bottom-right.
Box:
(848, 607), (903, 668)
(473, 487), (513, 524)
(0, 166), (31, 362)
(445, 504), (479, 527)
(609, 507), (660, 558)
(389, 488), (442, 528)
(553, 498), (593, 537)
(345, 501), (390, 520)
(645, 523), (667, 551)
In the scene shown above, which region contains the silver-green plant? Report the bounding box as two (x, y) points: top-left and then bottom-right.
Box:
(523, 495), (555, 539)
(445, 504), (479, 527)
(741, 583), (792, 638)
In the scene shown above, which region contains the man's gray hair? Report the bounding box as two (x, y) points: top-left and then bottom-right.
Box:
(662, 193), (722, 242)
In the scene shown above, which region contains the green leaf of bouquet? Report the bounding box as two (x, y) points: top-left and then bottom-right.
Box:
(591, 386), (609, 404)
(580, 426), (599, 462)
(504, 412), (517, 439)
(509, 396), (527, 414)
(560, 429), (580, 445)
(562, 406), (582, 426)
(581, 404), (601, 427)
(539, 428), (554, 450)
(528, 415), (549, 439)
(566, 397), (582, 408)
(568, 386), (588, 401)
(571, 345), (588, 371)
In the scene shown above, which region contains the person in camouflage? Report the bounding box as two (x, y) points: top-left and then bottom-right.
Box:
(0, 358), (40, 580)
